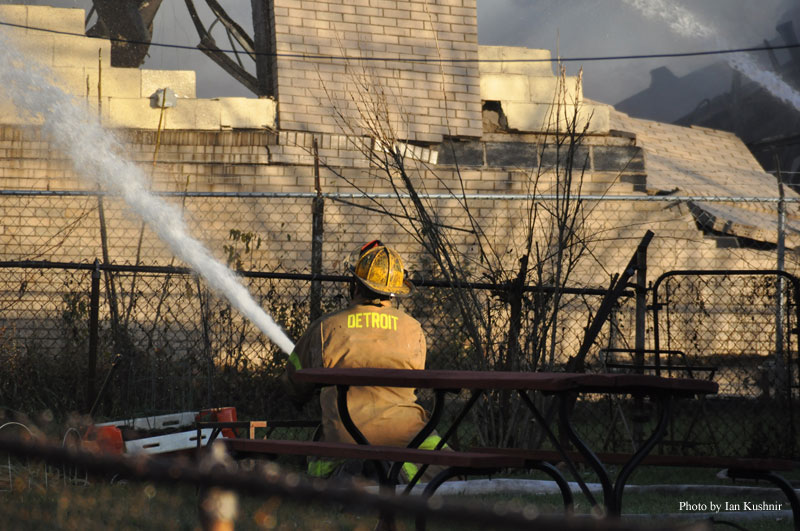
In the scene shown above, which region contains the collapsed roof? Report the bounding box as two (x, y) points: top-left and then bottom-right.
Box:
(610, 107), (800, 248)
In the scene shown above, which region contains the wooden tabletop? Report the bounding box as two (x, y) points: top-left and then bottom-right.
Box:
(293, 368), (718, 396)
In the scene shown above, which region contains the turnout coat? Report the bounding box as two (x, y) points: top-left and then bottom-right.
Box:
(282, 296), (429, 449)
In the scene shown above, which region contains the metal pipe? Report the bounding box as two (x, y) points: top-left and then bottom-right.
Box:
(775, 174), (788, 396)
(0, 260), (626, 296)
(87, 259), (101, 412)
(310, 138), (324, 323)
(3, 189), (800, 202)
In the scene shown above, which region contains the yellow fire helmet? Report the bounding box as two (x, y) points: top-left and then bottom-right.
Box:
(350, 240), (414, 298)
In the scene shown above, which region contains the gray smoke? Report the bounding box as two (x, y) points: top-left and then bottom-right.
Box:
(6, 1), (796, 107)
(476, 0), (795, 105)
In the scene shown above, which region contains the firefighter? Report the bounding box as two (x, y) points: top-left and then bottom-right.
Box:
(280, 240), (443, 481)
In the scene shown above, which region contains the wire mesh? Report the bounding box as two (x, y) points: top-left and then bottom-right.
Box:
(1, 191), (799, 461)
(650, 271), (800, 458)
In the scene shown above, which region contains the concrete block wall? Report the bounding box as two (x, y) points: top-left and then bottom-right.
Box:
(0, 6), (787, 339)
(0, 5), (276, 131)
(0, 5), (111, 68)
(2, 4), (612, 139)
(479, 46), (610, 134)
(271, 0), (483, 142)
(0, 121), (788, 370)
(0, 123), (785, 285)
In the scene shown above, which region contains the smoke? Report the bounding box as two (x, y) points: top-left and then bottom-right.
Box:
(0, 27), (296, 356)
(478, 0), (794, 107)
(621, 0), (716, 40)
(622, 0), (800, 113)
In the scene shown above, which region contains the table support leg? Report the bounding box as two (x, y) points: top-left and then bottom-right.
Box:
(435, 389), (483, 450)
(391, 388), (447, 489)
(335, 384), (392, 485)
(336, 384), (369, 445)
(519, 390), (603, 511)
(727, 469), (800, 531)
(407, 389), (448, 449)
(415, 466), (489, 531)
(557, 392), (613, 515)
(612, 394), (671, 516)
(400, 389), (484, 494)
(528, 461), (575, 514)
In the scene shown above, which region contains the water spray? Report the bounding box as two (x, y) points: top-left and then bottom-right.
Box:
(622, 0), (800, 113)
(0, 30), (295, 357)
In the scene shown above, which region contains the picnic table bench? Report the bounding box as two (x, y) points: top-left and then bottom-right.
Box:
(470, 447), (800, 529)
(200, 421), (574, 531)
(201, 368), (794, 531)
(201, 425), (575, 503)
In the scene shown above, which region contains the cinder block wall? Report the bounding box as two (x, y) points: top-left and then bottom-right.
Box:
(0, 5), (276, 131)
(0, 123), (789, 369)
(0, 3), (790, 369)
(271, 0), (483, 142)
(0, 124), (782, 280)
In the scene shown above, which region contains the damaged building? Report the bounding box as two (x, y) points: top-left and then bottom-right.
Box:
(0, 2), (795, 280)
(616, 4), (800, 184)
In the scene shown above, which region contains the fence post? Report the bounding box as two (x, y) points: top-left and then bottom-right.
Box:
(634, 244), (647, 372)
(87, 259), (101, 413)
(198, 442), (239, 531)
(775, 175), (788, 396)
(310, 138), (324, 323)
(633, 238), (648, 447)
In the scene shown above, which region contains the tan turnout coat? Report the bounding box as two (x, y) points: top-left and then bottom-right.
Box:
(282, 296), (428, 446)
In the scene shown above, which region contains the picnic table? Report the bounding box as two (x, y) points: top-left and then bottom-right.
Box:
(292, 368), (719, 516)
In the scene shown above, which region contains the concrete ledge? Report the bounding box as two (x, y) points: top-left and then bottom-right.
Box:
(219, 97), (277, 130)
(503, 101), (609, 134)
(2, 21), (111, 70)
(101, 97), (277, 130)
(0, 5), (28, 27)
(0, 100), (42, 125)
(142, 70), (197, 99)
(105, 98), (197, 129)
(87, 68), (143, 99)
(194, 99), (227, 130)
(0, 5), (85, 34)
(478, 45), (554, 76)
(50, 67), (90, 97)
(480, 73), (581, 107)
(480, 73), (529, 101)
(529, 76), (581, 104)
(26, 5), (85, 34)
(53, 33), (112, 69)
(4, 27), (55, 65)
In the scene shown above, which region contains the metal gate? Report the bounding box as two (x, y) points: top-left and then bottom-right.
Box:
(651, 270), (800, 459)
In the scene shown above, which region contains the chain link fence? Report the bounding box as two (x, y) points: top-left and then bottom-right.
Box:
(2, 190), (796, 279)
(1, 190), (799, 460)
(651, 271), (799, 458)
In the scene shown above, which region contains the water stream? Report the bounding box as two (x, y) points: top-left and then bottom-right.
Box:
(623, 0), (800, 113)
(0, 29), (295, 356)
